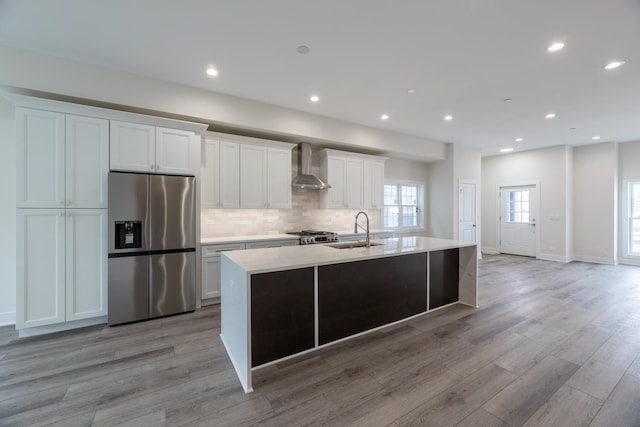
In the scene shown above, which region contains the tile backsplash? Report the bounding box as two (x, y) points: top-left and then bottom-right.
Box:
(201, 189), (380, 237)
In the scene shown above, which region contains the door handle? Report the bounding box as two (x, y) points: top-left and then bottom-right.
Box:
(472, 224), (476, 227)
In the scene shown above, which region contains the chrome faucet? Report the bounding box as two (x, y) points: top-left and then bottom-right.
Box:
(354, 211), (370, 247)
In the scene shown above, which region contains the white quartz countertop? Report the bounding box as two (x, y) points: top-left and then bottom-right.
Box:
(222, 236), (476, 274)
(201, 234), (298, 245)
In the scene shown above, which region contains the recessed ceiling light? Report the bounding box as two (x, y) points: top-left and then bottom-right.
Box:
(548, 42), (565, 52)
(515, 137), (523, 142)
(444, 115), (453, 121)
(407, 88), (417, 94)
(297, 45), (310, 54)
(309, 95), (320, 103)
(604, 60), (625, 70)
(592, 136), (601, 140)
(545, 113), (556, 119)
(380, 114), (389, 120)
(205, 66), (219, 77)
(500, 147), (514, 153)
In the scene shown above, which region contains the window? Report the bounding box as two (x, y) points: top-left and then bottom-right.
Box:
(383, 182), (424, 230)
(506, 190), (530, 223)
(628, 181), (640, 256)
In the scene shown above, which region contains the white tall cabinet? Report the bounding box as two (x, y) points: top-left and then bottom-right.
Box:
(16, 108), (109, 329)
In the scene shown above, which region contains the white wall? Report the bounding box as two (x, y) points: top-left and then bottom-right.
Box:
(573, 142), (617, 264)
(618, 140), (640, 265)
(428, 144), (454, 239)
(0, 97), (16, 325)
(428, 144), (482, 241)
(0, 44), (446, 162)
(482, 145), (571, 261)
(452, 144), (482, 243)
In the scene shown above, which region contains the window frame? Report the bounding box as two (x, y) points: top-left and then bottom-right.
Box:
(383, 180), (425, 232)
(623, 179), (640, 259)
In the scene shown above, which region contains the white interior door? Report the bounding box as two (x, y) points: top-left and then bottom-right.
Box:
(500, 185), (537, 257)
(459, 182), (477, 243)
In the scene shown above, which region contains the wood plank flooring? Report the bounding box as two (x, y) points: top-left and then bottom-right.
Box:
(2, 254), (640, 426)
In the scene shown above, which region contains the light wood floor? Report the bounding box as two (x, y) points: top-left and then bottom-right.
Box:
(2, 254), (640, 426)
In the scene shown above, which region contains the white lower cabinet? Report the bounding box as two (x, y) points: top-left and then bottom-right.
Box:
(17, 209), (108, 329)
(201, 239), (299, 304)
(201, 243), (245, 302)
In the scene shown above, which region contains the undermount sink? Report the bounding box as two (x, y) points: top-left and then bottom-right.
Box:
(327, 241), (384, 249)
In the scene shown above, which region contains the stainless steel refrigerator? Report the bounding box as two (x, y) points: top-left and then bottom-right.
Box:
(107, 172), (196, 325)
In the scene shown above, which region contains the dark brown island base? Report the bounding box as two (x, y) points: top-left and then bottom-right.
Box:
(220, 236), (477, 392)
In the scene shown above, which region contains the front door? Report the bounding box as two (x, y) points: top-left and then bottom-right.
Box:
(500, 185), (537, 257)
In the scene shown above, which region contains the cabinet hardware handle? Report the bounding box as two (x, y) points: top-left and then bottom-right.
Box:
(150, 164), (154, 170)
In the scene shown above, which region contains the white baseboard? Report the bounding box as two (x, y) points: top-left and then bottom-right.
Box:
(482, 247), (499, 255)
(572, 255), (617, 265)
(0, 311), (16, 327)
(618, 257), (640, 267)
(18, 316), (106, 338)
(537, 253), (573, 263)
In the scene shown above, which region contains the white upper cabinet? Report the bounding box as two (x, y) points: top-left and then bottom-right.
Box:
(240, 140), (293, 209)
(240, 145), (269, 208)
(363, 160), (385, 209)
(66, 115), (109, 209)
(219, 141), (241, 208)
(110, 121), (197, 175)
(16, 108), (65, 208)
(202, 137), (240, 208)
(17, 109), (108, 209)
(320, 149), (386, 210)
(156, 127), (197, 175)
(345, 158), (364, 209)
(109, 121), (155, 173)
(266, 147), (293, 208)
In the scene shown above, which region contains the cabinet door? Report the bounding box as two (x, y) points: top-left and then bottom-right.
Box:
(16, 209), (66, 328)
(240, 145), (267, 208)
(16, 108), (65, 208)
(266, 148), (292, 208)
(66, 209), (108, 321)
(201, 255), (221, 299)
(156, 127), (196, 175)
(326, 156), (347, 208)
(110, 121), (155, 173)
(345, 158), (364, 209)
(66, 115), (109, 209)
(219, 141), (240, 208)
(364, 160), (384, 209)
(201, 138), (220, 208)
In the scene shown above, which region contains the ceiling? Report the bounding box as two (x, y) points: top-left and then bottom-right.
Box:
(1, 0), (639, 156)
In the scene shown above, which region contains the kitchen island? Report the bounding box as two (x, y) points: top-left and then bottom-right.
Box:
(220, 236), (477, 392)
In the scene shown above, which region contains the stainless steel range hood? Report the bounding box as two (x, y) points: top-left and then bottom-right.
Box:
(291, 142), (331, 190)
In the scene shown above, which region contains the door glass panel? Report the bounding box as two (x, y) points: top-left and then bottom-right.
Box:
(507, 190), (530, 223)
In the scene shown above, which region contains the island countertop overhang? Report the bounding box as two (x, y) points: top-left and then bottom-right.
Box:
(221, 236), (476, 274)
